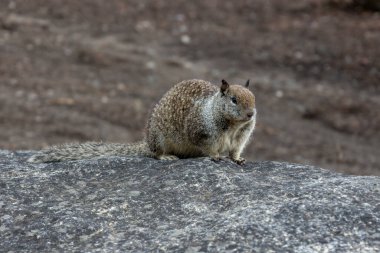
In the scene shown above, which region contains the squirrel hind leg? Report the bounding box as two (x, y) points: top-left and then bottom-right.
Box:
(148, 133), (179, 161)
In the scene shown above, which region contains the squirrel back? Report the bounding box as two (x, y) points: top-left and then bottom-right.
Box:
(28, 79), (256, 165)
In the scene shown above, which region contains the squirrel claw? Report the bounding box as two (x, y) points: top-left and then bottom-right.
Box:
(232, 158), (246, 165)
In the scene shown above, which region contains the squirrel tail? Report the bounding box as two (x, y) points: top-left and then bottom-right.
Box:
(27, 141), (154, 163)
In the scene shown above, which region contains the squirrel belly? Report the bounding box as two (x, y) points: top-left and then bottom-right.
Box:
(28, 79), (256, 165)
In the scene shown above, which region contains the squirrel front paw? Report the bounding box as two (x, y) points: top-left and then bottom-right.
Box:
(231, 157), (246, 165)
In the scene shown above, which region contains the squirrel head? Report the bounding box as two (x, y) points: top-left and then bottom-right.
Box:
(218, 79), (256, 122)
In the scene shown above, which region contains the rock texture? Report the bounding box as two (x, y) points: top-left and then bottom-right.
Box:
(1, 150), (379, 252)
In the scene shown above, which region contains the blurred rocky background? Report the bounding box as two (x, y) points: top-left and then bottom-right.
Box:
(0, 0), (379, 175)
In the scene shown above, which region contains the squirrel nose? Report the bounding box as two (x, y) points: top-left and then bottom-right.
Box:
(247, 112), (254, 118)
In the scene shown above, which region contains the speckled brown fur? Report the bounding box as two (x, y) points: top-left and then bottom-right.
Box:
(146, 79), (256, 163)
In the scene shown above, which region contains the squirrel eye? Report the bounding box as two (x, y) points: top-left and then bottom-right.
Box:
(231, 96), (237, 104)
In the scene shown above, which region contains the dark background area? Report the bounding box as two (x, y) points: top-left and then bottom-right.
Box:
(0, 0), (379, 175)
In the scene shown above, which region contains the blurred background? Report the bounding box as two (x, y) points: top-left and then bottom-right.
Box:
(0, 0), (379, 175)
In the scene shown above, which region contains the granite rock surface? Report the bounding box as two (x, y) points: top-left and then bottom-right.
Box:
(1, 150), (379, 252)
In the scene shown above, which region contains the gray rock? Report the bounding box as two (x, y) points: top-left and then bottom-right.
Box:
(1, 150), (379, 252)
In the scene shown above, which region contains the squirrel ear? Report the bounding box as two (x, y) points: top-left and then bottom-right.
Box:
(221, 79), (229, 95)
(245, 79), (250, 87)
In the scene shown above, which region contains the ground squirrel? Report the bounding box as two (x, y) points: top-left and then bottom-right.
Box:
(28, 79), (256, 165)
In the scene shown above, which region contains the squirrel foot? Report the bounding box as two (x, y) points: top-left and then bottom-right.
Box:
(158, 154), (179, 161)
(231, 157), (246, 165)
(211, 156), (231, 163)
(211, 156), (222, 163)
